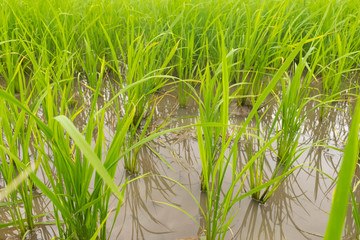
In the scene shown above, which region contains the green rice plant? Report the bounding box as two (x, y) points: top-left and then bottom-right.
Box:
(244, 126), (310, 204)
(190, 23), (243, 191)
(0, 2), (30, 95)
(81, 35), (101, 88)
(270, 46), (319, 164)
(0, 82), (37, 236)
(245, 117), (272, 202)
(194, 62), (225, 192)
(0, 59), (185, 239)
(0, 38), (24, 94)
(0, 51), (53, 237)
(196, 127), (281, 239)
(245, 44), (325, 203)
(176, 34), (198, 108)
(324, 95), (360, 240)
(172, 5), (208, 107)
(182, 26), (310, 239)
(114, 19), (178, 125)
(101, 23), (180, 174)
(122, 98), (161, 174)
(235, 4), (268, 105)
(45, 64), (135, 239)
(0, 61), (131, 239)
(229, 0), (296, 106)
(52, 114), (131, 240)
(305, 3), (360, 119)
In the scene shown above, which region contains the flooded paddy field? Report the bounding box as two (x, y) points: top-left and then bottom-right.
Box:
(0, 80), (358, 240)
(1, 0), (360, 239)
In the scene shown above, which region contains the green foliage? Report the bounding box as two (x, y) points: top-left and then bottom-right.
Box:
(0, 0), (360, 239)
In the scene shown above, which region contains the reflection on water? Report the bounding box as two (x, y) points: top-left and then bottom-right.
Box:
(0, 79), (358, 240)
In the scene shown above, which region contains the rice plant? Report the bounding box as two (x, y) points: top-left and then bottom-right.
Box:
(179, 28), (310, 239)
(246, 43), (327, 203)
(0, 78), (38, 237)
(274, 51), (316, 164)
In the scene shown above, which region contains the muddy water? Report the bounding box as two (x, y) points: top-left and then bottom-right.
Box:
(0, 80), (358, 240)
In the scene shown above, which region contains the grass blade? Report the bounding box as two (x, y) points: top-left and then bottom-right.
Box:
(324, 96), (360, 240)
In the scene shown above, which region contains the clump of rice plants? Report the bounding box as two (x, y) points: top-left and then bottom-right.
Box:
(0, 77), (39, 237)
(116, 21), (178, 124)
(171, 31), (310, 239)
(0, 66), (146, 239)
(231, 0), (291, 106)
(194, 61), (226, 192)
(273, 50), (316, 164)
(247, 44), (325, 203)
(122, 98), (164, 174)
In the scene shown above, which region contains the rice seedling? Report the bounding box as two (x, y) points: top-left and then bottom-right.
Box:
(194, 61), (226, 192)
(0, 61), (135, 239)
(303, 3), (360, 119)
(246, 43), (330, 203)
(165, 27), (311, 239)
(274, 54), (315, 163)
(231, 2), (279, 105)
(122, 98), (165, 174)
(174, 14), (197, 107)
(101, 20), (180, 174)
(0, 79), (38, 237)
